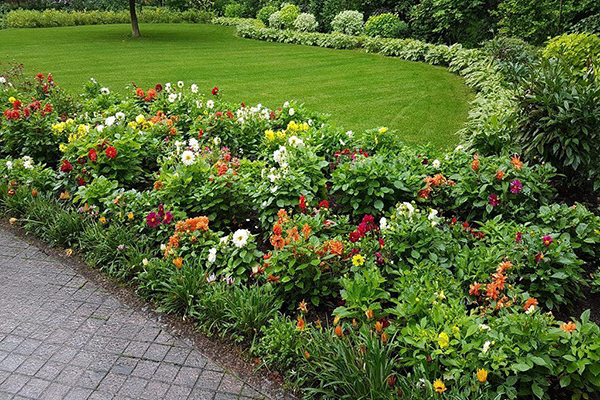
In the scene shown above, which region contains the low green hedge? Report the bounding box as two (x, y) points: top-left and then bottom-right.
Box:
(4, 7), (213, 28)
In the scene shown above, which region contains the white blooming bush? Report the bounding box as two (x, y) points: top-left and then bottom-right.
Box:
(2, 68), (600, 400)
(293, 13), (318, 33)
(331, 10), (364, 36)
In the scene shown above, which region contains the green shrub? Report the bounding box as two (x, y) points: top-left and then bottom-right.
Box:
(543, 32), (600, 73)
(571, 13), (600, 35)
(278, 3), (301, 29)
(256, 4), (278, 25)
(496, 0), (559, 45)
(365, 13), (406, 38)
(293, 12), (318, 32)
(331, 10), (364, 36)
(515, 60), (600, 193)
(224, 2), (245, 18)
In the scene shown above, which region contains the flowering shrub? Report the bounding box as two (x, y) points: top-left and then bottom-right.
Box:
(293, 13), (318, 32)
(1, 73), (600, 399)
(331, 10), (364, 36)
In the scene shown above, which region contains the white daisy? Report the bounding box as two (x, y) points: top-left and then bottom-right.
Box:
(100, 87), (110, 95)
(188, 138), (199, 151)
(432, 159), (441, 169)
(207, 100), (214, 109)
(168, 93), (178, 103)
(105, 116), (116, 126)
(0, 77), (6, 84)
(165, 82), (172, 92)
(6, 161), (13, 170)
(288, 136), (304, 147)
(181, 150), (195, 166)
(289, 108), (295, 116)
(232, 229), (250, 248)
(177, 81), (184, 88)
(115, 112), (125, 119)
(190, 84), (198, 93)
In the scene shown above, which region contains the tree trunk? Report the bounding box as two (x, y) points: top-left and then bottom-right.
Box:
(130, 0), (140, 38)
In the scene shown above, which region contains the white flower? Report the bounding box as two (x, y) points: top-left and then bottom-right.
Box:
(270, 186), (278, 193)
(283, 101), (290, 108)
(177, 81), (184, 88)
(454, 145), (465, 152)
(428, 209), (439, 220)
(479, 324), (490, 331)
(289, 108), (295, 116)
(206, 273), (217, 283)
(432, 159), (441, 169)
(191, 84), (198, 93)
(100, 87), (110, 95)
(165, 82), (172, 92)
(525, 305), (535, 314)
(135, 114), (145, 124)
(160, 244), (166, 251)
(188, 138), (199, 151)
(399, 202), (415, 218)
(115, 112), (125, 120)
(232, 229), (250, 248)
(208, 248), (217, 263)
(195, 100), (203, 108)
(273, 146), (288, 166)
(96, 124), (104, 132)
(105, 116), (116, 126)
(168, 93), (178, 103)
(90, 77), (97, 84)
(181, 150), (195, 166)
(213, 137), (221, 146)
(6, 161), (13, 170)
(207, 100), (214, 109)
(288, 136), (304, 147)
(142, 258), (149, 266)
(23, 158), (33, 170)
(379, 217), (388, 230)
(346, 130), (353, 137)
(219, 236), (230, 245)
(482, 341), (492, 353)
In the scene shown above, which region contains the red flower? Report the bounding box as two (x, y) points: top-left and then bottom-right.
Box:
(211, 87), (219, 95)
(542, 235), (553, 247)
(88, 148), (97, 162)
(516, 232), (522, 243)
(136, 88), (145, 98)
(36, 73), (45, 82)
(44, 103), (53, 113)
(12, 100), (21, 110)
(105, 146), (118, 160)
(60, 159), (73, 173)
(23, 107), (31, 118)
(299, 195), (307, 213)
(76, 177), (86, 186)
(349, 231), (361, 243)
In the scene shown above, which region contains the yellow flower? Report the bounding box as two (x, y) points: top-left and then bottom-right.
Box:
(352, 254), (365, 267)
(8, 96), (16, 103)
(378, 127), (388, 134)
(135, 114), (146, 124)
(128, 212), (134, 220)
(276, 130), (286, 139)
(437, 332), (449, 348)
(433, 379), (446, 394)
(476, 368), (488, 383)
(265, 129), (275, 141)
(333, 315), (340, 326)
(52, 122), (66, 133)
(128, 121), (138, 129)
(59, 144), (67, 152)
(452, 325), (460, 338)
(99, 216), (107, 224)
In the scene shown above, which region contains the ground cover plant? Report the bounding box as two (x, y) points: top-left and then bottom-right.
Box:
(1, 65), (600, 399)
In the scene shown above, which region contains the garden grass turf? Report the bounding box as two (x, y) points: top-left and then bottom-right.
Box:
(0, 23), (472, 147)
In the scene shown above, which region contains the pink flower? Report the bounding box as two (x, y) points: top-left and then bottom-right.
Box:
(516, 232), (522, 243)
(488, 194), (499, 207)
(543, 235), (553, 247)
(509, 180), (523, 194)
(146, 211), (160, 228)
(163, 211), (172, 225)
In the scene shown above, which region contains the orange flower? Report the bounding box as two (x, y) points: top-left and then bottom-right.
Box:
(375, 321), (383, 333)
(298, 300), (308, 314)
(302, 223), (312, 240)
(486, 283), (500, 300)
(273, 223), (283, 236)
(497, 261), (513, 273)
(469, 282), (482, 296)
(334, 325), (344, 338)
(304, 350), (310, 360)
(31, 189), (38, 197)
(523, 297), (538, 311)
(153, 181), (164, 191)
(496, 170), (505, 180)
(296, 317), (305, 331)
(287, 226), (300, 242)
(173, 257), (183, 269)
(381, 332), (388, 343)
(277, 209), (289, 224)
(511, 155), (524, 170)
(471, 159), (480, 171)
(267, 274), (280, 282)
(365, 309), (374, 320)
(326, 240), (344, 256)
(270, 234), (285, 250)
(560, 321), (577, 333)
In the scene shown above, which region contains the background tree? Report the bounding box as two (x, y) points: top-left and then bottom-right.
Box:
(130, 0), (140, 37)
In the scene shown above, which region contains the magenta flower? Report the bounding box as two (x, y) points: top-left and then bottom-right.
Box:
(163, 211), (173, 225)
(157, 204), (164, 218)
(542, 235), (553, 247)
(516, 232), (522, 243)
(535, 252), (544, 263)
(488, 194), (500, 207)
(509, 180), (523, 194)
(146, 211), (160, 228)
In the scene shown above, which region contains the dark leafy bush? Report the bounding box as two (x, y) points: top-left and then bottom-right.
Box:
(365, 13), (406, 38)
(256, 4), (278, 25)
(515, 60), (600, 193)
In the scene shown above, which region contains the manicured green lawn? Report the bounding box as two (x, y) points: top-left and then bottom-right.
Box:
(0, 23), (472, 146)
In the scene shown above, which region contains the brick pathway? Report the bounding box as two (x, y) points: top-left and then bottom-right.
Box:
(0, 228), (271, 400)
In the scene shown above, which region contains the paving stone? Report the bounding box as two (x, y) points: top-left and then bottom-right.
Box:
(0, 228), (273, 400)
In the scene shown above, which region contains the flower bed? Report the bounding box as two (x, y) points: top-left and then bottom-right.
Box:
(1, 72), (600, 399)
